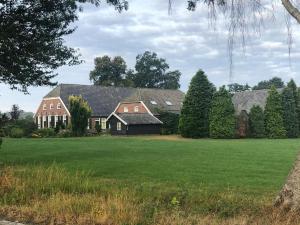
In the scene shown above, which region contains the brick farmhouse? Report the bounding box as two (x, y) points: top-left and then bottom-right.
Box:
(34, 84), (185, 135)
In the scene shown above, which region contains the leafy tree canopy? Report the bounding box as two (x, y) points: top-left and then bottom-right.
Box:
(228, 83), (251, 93)
(0, 0), (128, 92)
(252, 77), (285, 90)
(129, 51), (181, 89)
(9, 104), (23, 121)
(249, 105), (265, 138)
(89, 55), (129, 87)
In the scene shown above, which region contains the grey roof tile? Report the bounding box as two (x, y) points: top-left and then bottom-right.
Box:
(117, 113), (163, 125)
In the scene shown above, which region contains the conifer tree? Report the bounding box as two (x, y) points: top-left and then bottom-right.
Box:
(209, 86), (236, 138)
(282, 87), (299, 138)
(264, 86), (286, 138)
(249, 105), (265, 138)
(179, 70), (215, 138)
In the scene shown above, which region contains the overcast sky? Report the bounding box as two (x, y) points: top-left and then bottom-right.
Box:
(1, 0), (300, 112)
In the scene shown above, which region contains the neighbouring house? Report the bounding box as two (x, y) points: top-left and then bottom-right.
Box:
(34, 84), (185, 135)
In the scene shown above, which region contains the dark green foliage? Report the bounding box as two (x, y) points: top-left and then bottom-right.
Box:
(179, 70), (215, 138)
(209, 86), (236, 138)
(236, 110), (249, 138)
(69, 95), (92, 136)
(228, 83), (251, 93)
(14, 117), (37, 137)
(10, 128), (24, 138)
(0, 137), (2, 149)
(159, 111), (180, 134)
(90, 56), (130, 87)
(264, 86), (286, 138)
(129, 51), (181, 89)
(9, 104), (23, 121)
(282, 87), (299, 138)
(249, 105), (265, 138)
(252, 77), (284, 90)
(36, 128), (56, 138)
(95, 123), (101, 134)
(1, 0), (128, 92)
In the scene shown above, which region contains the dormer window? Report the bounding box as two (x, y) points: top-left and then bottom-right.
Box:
(43, 104), (47, 110)
(50, 104), (54, 109)
(165, 101), (173, 106)
(57, 103), (61, 109)
(150, 100), (157, 105)
(134, 106), (139, 112)
(124, 107), (128, 112)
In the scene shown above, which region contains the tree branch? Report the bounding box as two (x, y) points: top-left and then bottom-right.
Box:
(282, 0), (300, 24)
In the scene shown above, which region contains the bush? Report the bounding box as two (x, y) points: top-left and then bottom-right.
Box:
(37, 128), (56, 138)
(10, 128), (24, 138)
(14, 117), (37, 137)
(57, 129), (73, 138)
(95, 123), (101, 134)
(209, 86), (236, 138)
(0, 137), (2, 149)
(159, 111), (180, 135)
(249, 105), (265, 138)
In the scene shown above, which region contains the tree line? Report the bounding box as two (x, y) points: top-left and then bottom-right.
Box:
(179, 70), (300, 139)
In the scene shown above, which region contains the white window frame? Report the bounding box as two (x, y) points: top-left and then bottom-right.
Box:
(134, 106), (139, 112)
(101, 118), (107, 129)
(150, 100), (157, 105)
(124, 106), (128, 113)
(117, 122), (122, 131)
(57, 103), (61, 109)
(43, 104), (47, 110)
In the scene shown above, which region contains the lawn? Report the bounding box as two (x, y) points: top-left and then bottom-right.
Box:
(1, 136), (300, 225)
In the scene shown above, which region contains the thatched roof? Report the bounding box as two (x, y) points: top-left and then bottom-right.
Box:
(232, 88), (283, 114)
(44, 84), (185, 117)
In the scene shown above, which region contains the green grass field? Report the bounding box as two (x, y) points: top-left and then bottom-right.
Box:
(1, 136), (300, 224)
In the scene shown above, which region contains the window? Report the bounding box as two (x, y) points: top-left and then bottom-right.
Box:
(150, 100), (157, 105)
(134, 106), (139, 112)
(57, 103), (61, 109)
(50, 104), (54, 109)
(124, 107), (128, 112)
(165, 101), (173, 106)
(101, 118), (107, 129)
(43, 104), (47, 110)
(117, 122), (122, 131)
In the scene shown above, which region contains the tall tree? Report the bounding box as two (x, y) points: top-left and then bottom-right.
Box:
(282, 87), (299, 138)
(0, 0), (128, 92)
(129, 51), (181, 89)
(249, 105), (265, 138)
(69, 95), (92, 136)
(9, 104), (23, 121)
(252, 77), (285, 90)
(228, 83), (251, 93)
(264, 86), (286, 138)
(89, 56), (129, 87)
(209, 86), (236, 138)
(179, 70), (214, 138)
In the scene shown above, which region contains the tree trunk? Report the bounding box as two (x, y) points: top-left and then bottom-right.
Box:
(282, 0), (300, 24)
(275, 153), (300, 210)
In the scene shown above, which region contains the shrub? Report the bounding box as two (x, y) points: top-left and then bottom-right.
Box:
(95, 123), (101, 134)
(69, 95), (92, 136)
(282, 87), (299, 138)
(0, 137), (2, 149)
(57, 129), (73, 138)
(14, 117), (37, 137)
(209, 86), (236, 138)
(159, 111), (180, 135)
(179, 70), (215, 138)
(10, 128), (24, 138)
(249, 105), (265, 138)
(37, 128), (56, 138)
(264, 86), (286, 138)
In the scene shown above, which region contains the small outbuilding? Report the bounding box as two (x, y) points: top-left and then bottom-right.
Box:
(107, 101), (163, 135)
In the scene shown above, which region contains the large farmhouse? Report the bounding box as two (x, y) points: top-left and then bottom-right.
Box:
(34, 84), (185, 135)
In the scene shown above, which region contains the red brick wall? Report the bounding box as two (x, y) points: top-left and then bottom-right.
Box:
(35, 98), (69, 117)
(116, 102), (148, 114)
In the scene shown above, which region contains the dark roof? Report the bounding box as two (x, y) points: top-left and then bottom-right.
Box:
(232, 88), (283, 114)
(44, 84), (185, 116)
(116, 113), (163, 125)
